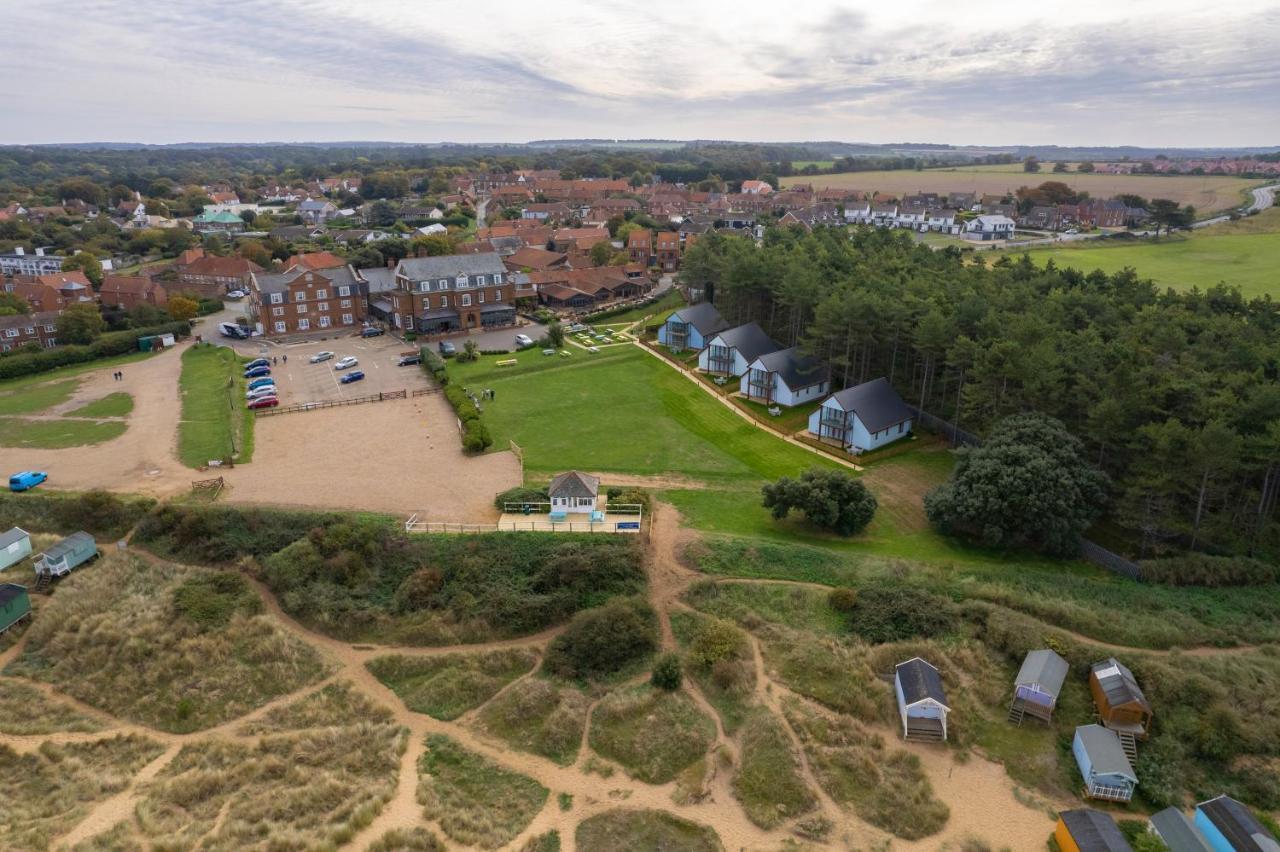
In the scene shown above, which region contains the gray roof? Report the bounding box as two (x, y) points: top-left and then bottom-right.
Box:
(357, 266), (398, 293)
(1015, 649), (1069, 699)
(754, 347), (830, 390)
(1150, 808), (1212, 852)
(829, 378), (911, 433)
(709, 322), (778, 363)
(1060, 809), (1133, 852)
(255, 265), (358, 295)
(671, 302), (728, 337)
(43, 531), (95, 561)
(1197, 795), (1280, 852)
(1091, 659), (1151, 713)
(548, 471), (599, 500)
(0, 583), (27, 608)
(1074, 725), (1137, 783)
(419, 308), (460, 321)
(397, 253), (506, 281)
(896, 658), (948, 707)
(298, 200), (334, 211)
(0, 527), (29, 549)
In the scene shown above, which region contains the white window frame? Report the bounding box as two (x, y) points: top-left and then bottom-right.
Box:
(318, 316), (331, 328)
(461, 293), (472, 307)
(338, 285), (350, 297)
(294, 291), (306, 302)
(315, 289), (328, 300)
(274, 321), (286, 333)
(296, 304), (307, 314)
(441, 295), (449, 308)
(478, 291), (485, 304)
(298, 318), (310, 331)
(341, 313), (354, 325)
(340, 299), (352, 308)
(270, 292), (283, 304)
(272, 307), (284, 317)
(318, 302), (329, 312)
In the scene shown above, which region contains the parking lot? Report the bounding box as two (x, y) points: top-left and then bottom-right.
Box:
(232, 333), (434, 405)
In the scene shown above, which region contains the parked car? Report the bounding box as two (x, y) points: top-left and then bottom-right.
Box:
(515, 333), (534, 348)
(246, 386), (278, 401)
(397, 352), (421, 366)
(244, 365), (272, 379)
(247, 377), (276, 391)
(360, 326), (385, 338)
(226, 289), (247, 300)
(8, 471), (47, 492)
(339, 370), (365, 384)
(247, 396), (279, 410)
(334, 356), (359, 370)
(438, 340), (456, 357)
(245, 358), (270, 370)
(310, 351), (335, 363)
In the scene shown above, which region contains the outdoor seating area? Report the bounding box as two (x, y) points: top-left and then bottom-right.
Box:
(497, 510), (642, 533)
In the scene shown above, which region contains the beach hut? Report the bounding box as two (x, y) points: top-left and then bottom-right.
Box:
(894, 657), (949, 742)
(0, 583), (31, 634)
(1055, 809), (1134, 852)
(1089, 658), (1152, 761)
(1073, 724), (1138, 802)
(1149, 807), (1213, 852)
(1194, 795), (1280, 852)
(1009, 648), (1069, 724)
(0, 527), (32, 572)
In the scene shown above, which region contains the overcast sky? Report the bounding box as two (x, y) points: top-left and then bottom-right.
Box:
(3, 0), (1278, 147)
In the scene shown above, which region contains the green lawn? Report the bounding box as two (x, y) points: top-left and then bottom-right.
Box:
(0, 417), (128, 448)
(588, 289), (684, 328)
(177, 345), (253, 467)
(0, 351), (155, 397)
(0, 378), (81, 415)
(449, 346), (836, 484)
(1013, 210), (1280, 298)
(66, 392), (134, 418)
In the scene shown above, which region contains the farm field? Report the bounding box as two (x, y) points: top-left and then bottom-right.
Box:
(1008, 208), (1280, 297)
(783, 164), (1261, 213)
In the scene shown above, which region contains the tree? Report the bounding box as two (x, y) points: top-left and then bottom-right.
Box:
(590, 240), (613, 266)
(1052, 161), (1068, 173)
(1148, 198), (1195, 235)
(57, 178), (105, 206)
(544, 598), (657, 680)
(1022, 156), (1041, 173)
(546, 321), (565, 349)
(60, 251), (103, 287)
(368, 200), (397, 227)
(239, 240), (272, 269)
(0, 293), (30, 316)
(56, 303), (107, 344)
(167, 295), (199, 321)
(650, 653), (682, 691)
(239, 209), (257, 226)
(924, 413), (1109, 555)
(1077, 161), (1096, 173)
(761, 468), (878, 536)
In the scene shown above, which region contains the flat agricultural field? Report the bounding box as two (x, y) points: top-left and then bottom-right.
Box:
(1009, 208), (1280, 298)
(784, 164), (1261, 212)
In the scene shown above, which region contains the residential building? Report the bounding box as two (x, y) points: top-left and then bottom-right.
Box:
(548, 471), (600, 514)
(284, 251), (347, 272)
(192, 210), (246, 234)
(521, 202), (573, 223)
(297, 199), (338, 225)
(99, 275), (168, 310)
(504, 247), (569, 272)
(657, 302), (728, 351)
(925, 208), (959, 233)
(392, 253), (514, 334)
(0, 247), (65, 277)
(654, 231), (680, 272)
(698, 322), (779, 377)
(1056, 809), (1134, 852)
(894, 657), (950, 742)
(1194, 795), (1280, 852)
(36, 272), (95, 305)
(9, 281), (65, 312)
(0, 310), (60, 351)
(175, 251), (262, 297)
(740, 179), (774, 195)
(964, 215), (1016, 241)
(741, 347), (830, 407)
(1073, 724), (1138, 802)
(627, 229), (652, 265)
(808, 377), (912, 453)
(252, 265), (366, 337)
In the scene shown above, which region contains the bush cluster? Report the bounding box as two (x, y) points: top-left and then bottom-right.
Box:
(494, 486), (550, 512)
(0, 489), (155, 539)
(134, 503), (336, 563)
(0, 320), (191, 380)
(1141, 553), (1278, 587)
(171, 570), (262, 628)
(846, 585), (959, 643)
(544, 597), (658, 680)
(419, 347), (448, 384)
(442, 384), (493, 452)
(651, 653), (683, 691)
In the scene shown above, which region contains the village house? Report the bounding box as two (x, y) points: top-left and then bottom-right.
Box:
(175, 250), (261, 297)
(697, 322), (778, 377)
(1073, 724), (1139, 802)
(627, 229), (653, 265)
(521, 202), (573, 223)
(964, 214), (1017, 241)
(297, 199), (339, 225)
(0, 247), (65, 277)
(284, 251), (348, 272)
(925, 208), (960, 233)
(741, 346), (830, 407)
(0, 310), (59, 351)
(894, 657), (949, 742)
(654, 231), (680, 272)
(1194, 795), (1279, 852)
(252, 264), (366, 337)
(99, 275), (168, 310)
(657, 302), (729, 352)
(8, 281), (66, 312)
(192, 210), (246, 235)
(391, 253), (515, 335)
(504, 246), (569, 272)
(548, 471), (600, 515)
(36, 272), (95, 306)
(808, 377), (912, 453)
(1055, 809), (1134, 852)
(740, 179), (774, 195)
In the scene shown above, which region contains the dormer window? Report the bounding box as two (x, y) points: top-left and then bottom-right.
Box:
(457, 276), (468, 288)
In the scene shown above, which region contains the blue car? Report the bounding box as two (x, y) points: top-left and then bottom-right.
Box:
(339, 370), (365, 384)
(247, 377), (276, 391)
(245, 358), (270, 370)
(244, 365), (272, 379)
(9, 471), (48, 492)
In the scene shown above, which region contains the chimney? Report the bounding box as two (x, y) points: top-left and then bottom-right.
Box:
(14, 246), (23, 256)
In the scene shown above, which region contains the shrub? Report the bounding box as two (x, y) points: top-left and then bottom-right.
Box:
(419, 347), (449, 384)
(828, 587), (858, 612)
(494, 486), (549, 512)
(687, 615), (747, 669)
(651, 653), (682, 691)
(544, 597), (658, 680)
(171, 571), (262, 628)
(1141, 554), (1278, 587)
(443, 385), (481, 422)
(0, 488), (155, 539)
(462, 418), (493, 452)
(392, 567), (445, 613)
(847, 586), (959, 643)
(762, 468), (877, 536)
(134, 503), (339, 563)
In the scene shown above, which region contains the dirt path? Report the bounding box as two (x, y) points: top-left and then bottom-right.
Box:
(582, 471), (711, 490)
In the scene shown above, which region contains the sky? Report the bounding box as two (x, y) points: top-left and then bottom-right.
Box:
(3, 0), (1278, 147)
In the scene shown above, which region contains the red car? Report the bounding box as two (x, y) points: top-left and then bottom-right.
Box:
(247, 396), (279, 410)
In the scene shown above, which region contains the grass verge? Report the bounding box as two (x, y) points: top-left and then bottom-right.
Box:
(474, 676), (591, 765)
(588, 685), (716, 784)
(177, 343), (252, 467)
(366, 649), (537, 720)
(575, 809), (724, 852)
(732, 709), (817, 828)
(65, 392), (134, 418)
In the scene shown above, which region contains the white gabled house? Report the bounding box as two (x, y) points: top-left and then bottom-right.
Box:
(548, 471), (600, 514)
(657, 302), (729, 352)
(926, 208), (960, 233)
(808, 377), (912, 453)
(843, 201), (872, 223)
(740, 347), (830, 408)
(697, 322), (779, 377)
(964, 214), (1016, 241)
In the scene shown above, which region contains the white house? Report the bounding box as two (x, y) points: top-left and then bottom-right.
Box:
(895, 206), (927, 230)
(895, 658), (950, 742)
(964, 214), (1017, 241)
(740, 347), (830, 408)
(926, 208), (959, 233)
(298, 199), (338, 225)
(843, 201), (872, 223)
(740, 180), (774, 195)
(869, 204), (898, 226)
(808, 377), (912, 453)
(548, 471), (599, 515)
(697, 322), (779, 377)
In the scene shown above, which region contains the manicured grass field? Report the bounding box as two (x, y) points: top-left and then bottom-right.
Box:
(783, 165), (1260, 213)
(0, 416), (127, 448)
(66, 391), (134, 418)
(0, 377), (80, 415)
(587, 288), (684, 327)
(177, 344), (253, 467)
(1011, 209), (1280, 298)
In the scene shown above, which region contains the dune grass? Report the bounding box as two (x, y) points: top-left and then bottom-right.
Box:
(239, 680), (393, 734)
(669, 610), (756, 734)
(575, 809), (724, 852)
(366, 649), (538, 720)
(417, 733), (548, 850)
(683, 581), (847, 637)
(474, 676), (591, 765)
(5, 553), (331, 732)
(0, 678), (105, 734)
(367, 828), (447, 851)
(519, 830), (562, 852)
(732, 710), (817, 828)
(588, 685), (716, 784)
(177, 343), (253, 467)
(66, 392), (134, 418)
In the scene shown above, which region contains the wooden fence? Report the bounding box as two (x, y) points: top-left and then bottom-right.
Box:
(411, 388), (442, 398)
(255, 389), (407, 417)
(191, 476), (225, 499)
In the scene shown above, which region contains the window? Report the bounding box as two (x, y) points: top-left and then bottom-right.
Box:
(461, 293), (472, 307)
(318, 302), (329, 312)
(44, 325), (55, 332)
(474, 275), (486, 286)
(274, 321), (286, 333)
(341, 313), (353, 325)
(298, 319), (310, 331)
(296, 304), (307, 314)
(438, 279), (447, 289)
(478, 291), (485, 304)
(441, 295), (449, 308)
(338, 286), (350, 297)
(319, 316), (331, 328)
(270, 293), (283, 304)
(3, 329), (16, 338)
(456, 275), (468, 288)
(25, 327), (34, 335)
(272, 307), (284, 317)
(294, 291), (306, 301)
(315, 289), (327, 300)
(419, 281), (429, 293)
(493, 289), (502, 302)
(493, 273), (503, 284)
(898, 422), (905, 434)
(340, 299), (352, 308)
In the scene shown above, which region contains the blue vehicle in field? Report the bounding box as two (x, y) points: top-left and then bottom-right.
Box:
(247, 377), (276, 391)
(244, 365), (272, 379)
(339, 370), (365, 384)
(245, 358), (270, 370)
(8, 471), (47, 492)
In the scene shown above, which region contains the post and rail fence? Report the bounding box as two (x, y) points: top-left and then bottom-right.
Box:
(254, 389), (408, 418)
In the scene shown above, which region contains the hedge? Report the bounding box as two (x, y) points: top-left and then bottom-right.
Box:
(494, 486), (549, 511)
(0, 319), (192, 381)
(419, 346), (448, 385)
(1140, 553), (1279, 587)
(0, 489), (156, 540)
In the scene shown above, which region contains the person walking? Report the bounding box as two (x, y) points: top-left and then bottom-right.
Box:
(282, 354), (287, 364)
